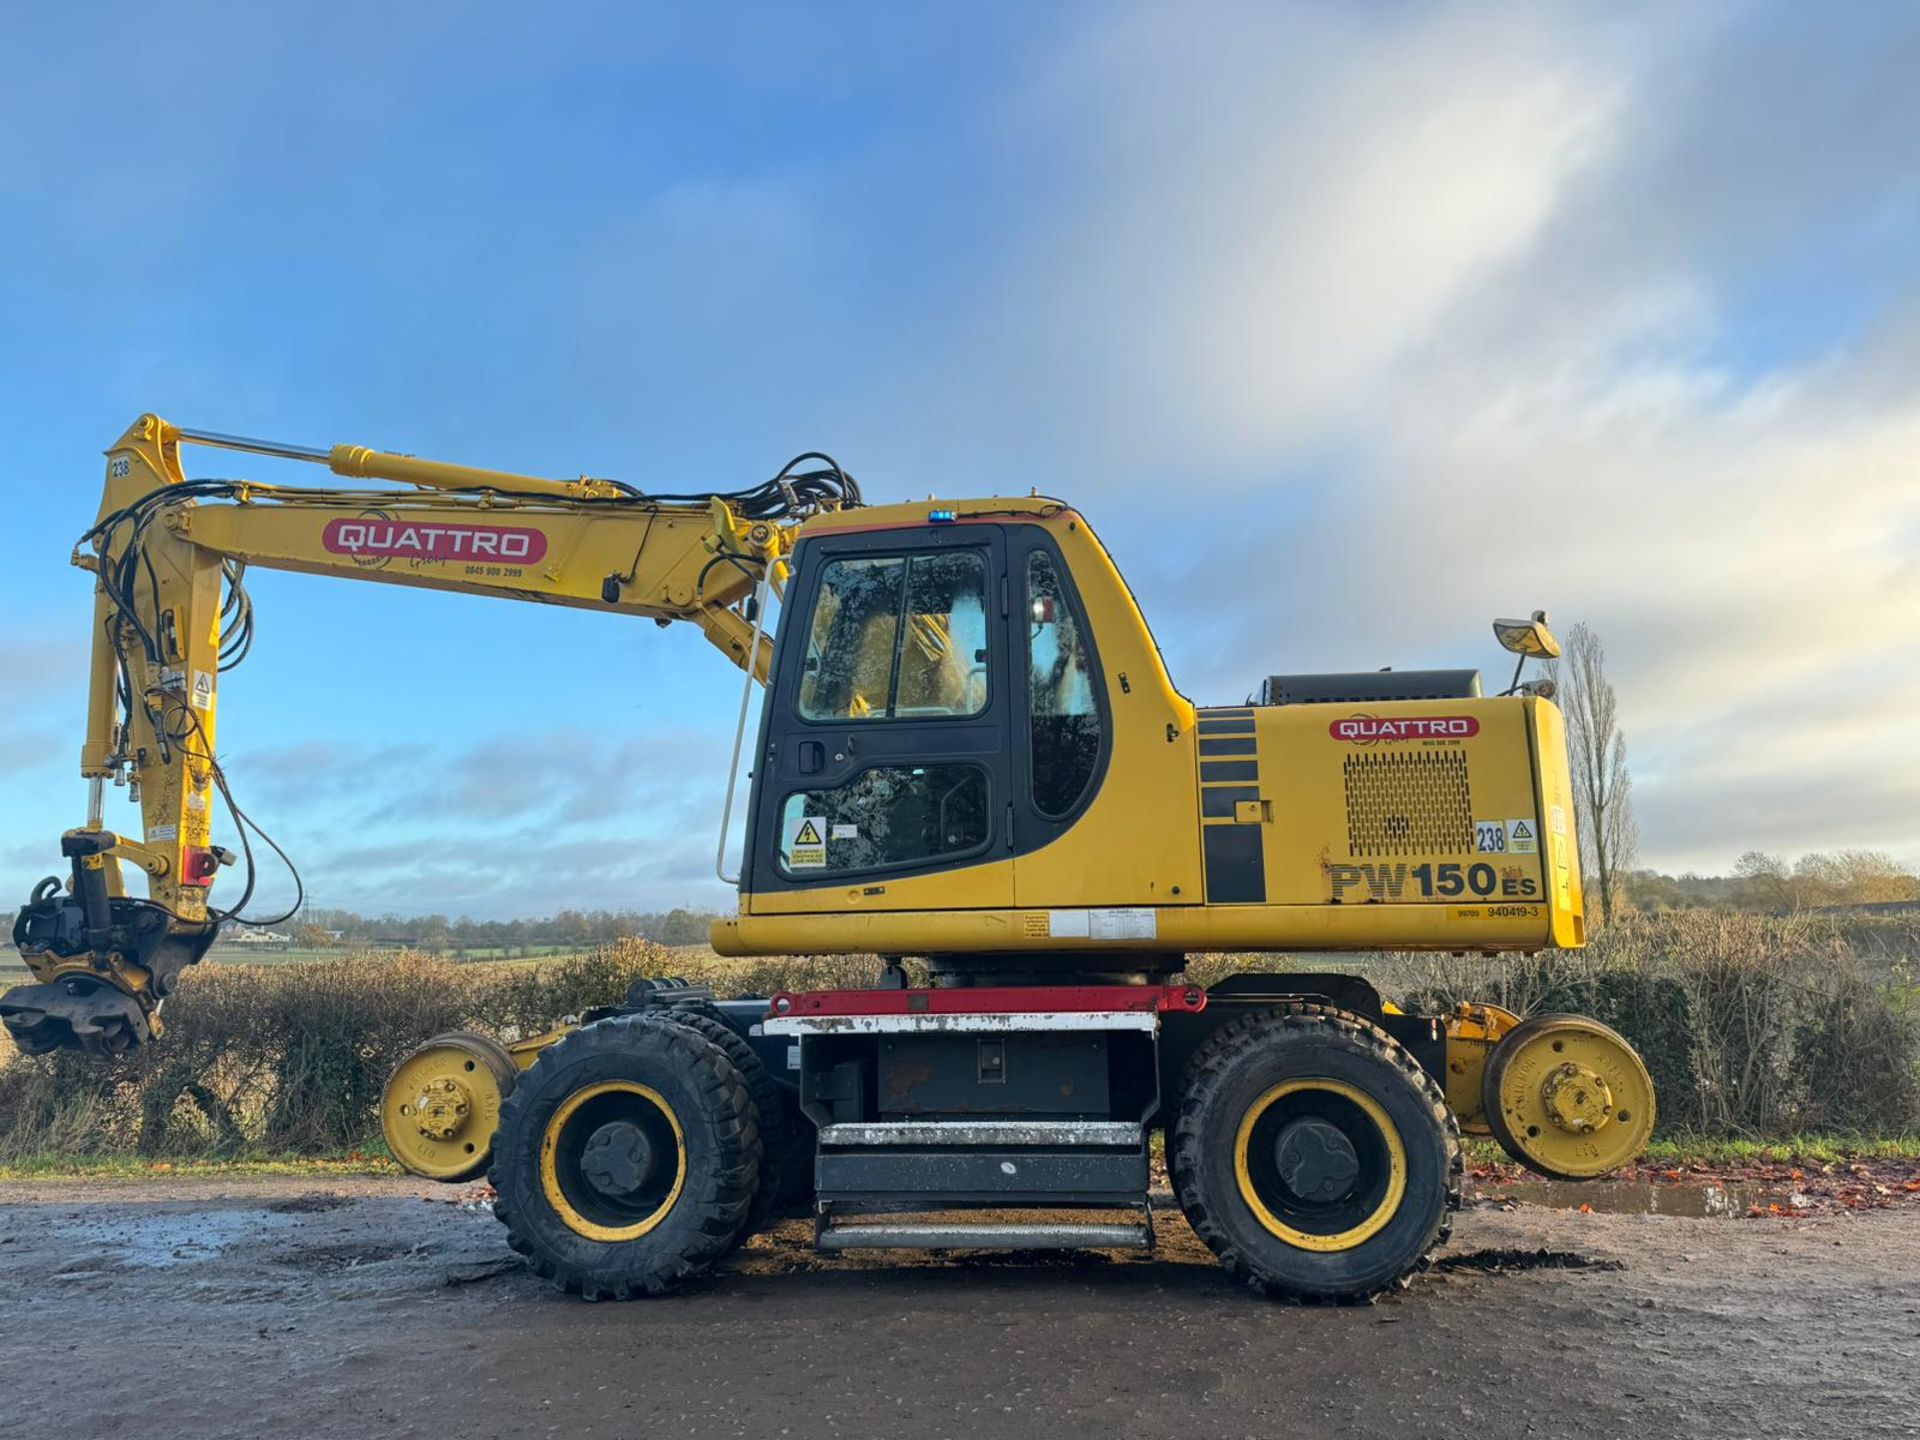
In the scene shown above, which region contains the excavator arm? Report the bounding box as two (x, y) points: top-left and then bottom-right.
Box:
(3, 414), (856, 1056)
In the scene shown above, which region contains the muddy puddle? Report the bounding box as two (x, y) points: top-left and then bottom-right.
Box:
(1487, 1179), (1790, 1217)
(53, 1209), (299, 1267)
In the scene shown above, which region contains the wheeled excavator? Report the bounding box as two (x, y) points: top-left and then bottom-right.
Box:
(4, 414), (1657, 1301)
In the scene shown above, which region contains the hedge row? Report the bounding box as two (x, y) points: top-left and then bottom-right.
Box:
(2, 914), (1915, 1159)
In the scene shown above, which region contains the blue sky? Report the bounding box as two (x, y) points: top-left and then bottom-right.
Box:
(3, 2), (1917, 918)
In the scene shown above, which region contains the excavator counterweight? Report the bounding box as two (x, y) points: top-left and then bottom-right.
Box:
(4, 415), (1655, 1301)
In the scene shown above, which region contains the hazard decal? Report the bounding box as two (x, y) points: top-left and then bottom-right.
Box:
(787, 815), (827, 869)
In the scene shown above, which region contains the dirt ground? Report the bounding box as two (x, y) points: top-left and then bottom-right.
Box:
(1, 1174), (1916, 1440)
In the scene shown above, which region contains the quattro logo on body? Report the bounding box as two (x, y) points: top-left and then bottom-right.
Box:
(322, 516), (549, 567)
(1329, 714), (1479, 744)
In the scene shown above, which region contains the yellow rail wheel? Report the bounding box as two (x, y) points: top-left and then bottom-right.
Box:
(1171, 1005), (1461, 1301)
(489, 1014), (763, 1299)
(1482, 1013), (1655, 1180)
(381, 1031), (518, 1182)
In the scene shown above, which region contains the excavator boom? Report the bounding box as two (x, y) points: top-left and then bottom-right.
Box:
(4, 415), (854, 1055)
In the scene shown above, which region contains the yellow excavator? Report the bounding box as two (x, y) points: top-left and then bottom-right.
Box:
(5, 414), (1656, 1301)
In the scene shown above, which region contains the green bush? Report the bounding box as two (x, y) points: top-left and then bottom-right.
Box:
(1400, 911), (1920, 1138)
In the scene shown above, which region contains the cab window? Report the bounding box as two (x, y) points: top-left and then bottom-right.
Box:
(1026, 550), (1100, 816)
(797, 550), (989, 721)
(778, 765), (990, 876)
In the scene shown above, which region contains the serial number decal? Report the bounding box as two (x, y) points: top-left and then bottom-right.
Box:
(1328, 861), (1541, 903)
(1329, 714), (1480, 744)
(322, 516), (548, 566)
(1450, 905), (1543, 922)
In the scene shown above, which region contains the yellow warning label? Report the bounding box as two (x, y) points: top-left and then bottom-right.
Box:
(787, 814), (827, 869)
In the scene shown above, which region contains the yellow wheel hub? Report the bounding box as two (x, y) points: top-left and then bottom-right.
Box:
(1233, 1078), (1407, 1252)
(1483, 1014), (1655, 1180)
(1541, 1061), (1612, 1134)
(381, 1032), (517, 1182)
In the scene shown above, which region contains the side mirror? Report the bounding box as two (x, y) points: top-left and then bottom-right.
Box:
(1493, 610), (1561, 660)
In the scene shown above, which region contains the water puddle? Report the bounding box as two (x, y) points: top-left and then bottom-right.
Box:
(55, 1209), (297, 1268)
(1486, 1179), (1795, 1218)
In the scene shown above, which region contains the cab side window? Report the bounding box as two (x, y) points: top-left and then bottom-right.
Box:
(778, 765), (990, 876)
(798, 550), (989, 721)
(1026, 550), (1101, 816)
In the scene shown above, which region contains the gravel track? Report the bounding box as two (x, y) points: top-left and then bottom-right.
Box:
(0, 1174), (1915, 1440)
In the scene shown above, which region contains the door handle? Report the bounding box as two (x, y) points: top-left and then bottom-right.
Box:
(798, 740), (826, 775)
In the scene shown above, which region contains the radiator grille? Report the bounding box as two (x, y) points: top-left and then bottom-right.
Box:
(1344, 752), (1473, 857)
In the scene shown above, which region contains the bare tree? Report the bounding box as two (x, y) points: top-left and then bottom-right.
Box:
(1549, 622), (1638, 927)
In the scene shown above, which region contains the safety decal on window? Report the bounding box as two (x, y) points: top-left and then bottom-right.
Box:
(788, 816), (827, 869)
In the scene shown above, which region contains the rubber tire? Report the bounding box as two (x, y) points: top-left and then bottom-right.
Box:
(490, 1013), (762, 1298)
(658, 1009), (813, 1237)
(1482, 1012), (1656, 1181)
(1170, 1005), (1462, 1302)
(381, 1031), (518, 1183)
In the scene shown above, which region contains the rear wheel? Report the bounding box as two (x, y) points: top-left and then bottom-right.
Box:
(657, 1008), (813, 1236)
(490, 1014), (761, 1298)
(1171, 1006), (1460, 1301)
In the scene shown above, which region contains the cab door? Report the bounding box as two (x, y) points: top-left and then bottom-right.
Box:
(743, 523), (1016, 913)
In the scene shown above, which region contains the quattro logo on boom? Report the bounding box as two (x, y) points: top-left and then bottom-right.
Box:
(321, 516), (548, 567)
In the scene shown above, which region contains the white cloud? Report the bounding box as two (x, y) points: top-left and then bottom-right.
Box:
(878, 0), (1920, 873)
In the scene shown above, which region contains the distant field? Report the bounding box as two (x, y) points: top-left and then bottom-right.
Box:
(0, 944), (717, 984)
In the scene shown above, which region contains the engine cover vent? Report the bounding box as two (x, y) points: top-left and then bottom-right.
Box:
(1344, 752), (1473, 857)
(1260, 670), (1482, 706)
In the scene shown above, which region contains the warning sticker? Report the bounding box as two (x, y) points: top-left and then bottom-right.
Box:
(1474, 821), (1508, 853)
(1506, 818), (1539, 855)
(830, 823), (859, 841)
(190, 669), (214, 711)
(148, 824), (178, 842)
(787, 815), (827, 869)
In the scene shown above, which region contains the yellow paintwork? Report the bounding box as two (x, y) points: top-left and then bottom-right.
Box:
(539, 1080), (687, 1242)
(1232, 1078), (1407, 1252)
(1441, 1001), (1523, 1135)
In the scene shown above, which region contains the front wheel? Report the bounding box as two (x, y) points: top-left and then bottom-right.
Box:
(490, 1014), (761, 1299)
(1171, 1005), (1460, 1301)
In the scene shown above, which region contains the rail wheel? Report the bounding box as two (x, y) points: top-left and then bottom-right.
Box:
(490, 1014), (762, 1298)
(381, 1030), (518, 1182)
(1171, 1005), (1461, 1301)
(1482, 1013), (1655, 1180)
